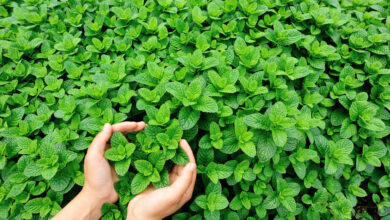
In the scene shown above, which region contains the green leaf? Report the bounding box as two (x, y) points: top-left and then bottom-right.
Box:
(192, 6), (206, 24)
(196, 34), (210, 51)
(234, 37), (247, 55)
(229, 196), (243, 211)
(24, 198), (44, 213)
(79, 118), (103, 132)
(41, 166), (58, 180)
(131, 173), (151, 194)
(244, 113), (269, 129)
(104, 146), (126, 162)
(115, 158), (131, 176)
(2, 1), (390, 218)
(277, 29), (303, 46)
(172, 147), (190, 165)
(155, 102), (170, 125)
(192, 96), (218, 113)
(24, 163), (41, 177)
(263, 193), (278, 210)
(8, 182), (27, 197)
(186, 79), (202, 101)
(257, 133), (277, 162)
(110, 132), (129, 148)
(166, 82), (187, 101)
(215, 164), (233, 179)
(214, 195), (229, 210)
(336, 139), (354, 154)
(166, 119), (183, 142)
(240, 142), (256, 157)
(269, 102), (287, 122)
(325, 156), (338, 175)
(179, 107), (200, 130)
(49, 175), (70, 192)
(281, 197), (296, 212)
(195, 195), (207, 209)
(349, 185), (367, 197)
(134, 160), (154, 176)
(272, 129), (287, 147)
(362, 118), (386, 131)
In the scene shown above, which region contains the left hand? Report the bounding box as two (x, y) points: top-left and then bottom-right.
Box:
(82, 122), (147, 209)
(53, 121), (146, 220)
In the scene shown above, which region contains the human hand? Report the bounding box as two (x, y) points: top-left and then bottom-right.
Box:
(127, 139), (197, 220)
(53, 121), (146, 220)
(82, 122), (146, 215)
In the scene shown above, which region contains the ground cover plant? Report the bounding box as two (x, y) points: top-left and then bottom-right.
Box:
(0, 0), (389, 219)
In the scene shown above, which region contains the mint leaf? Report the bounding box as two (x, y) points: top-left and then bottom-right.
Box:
(3, 1), (389, 219)
(134, 160), (154, 176)
(104, 146), (126, 162)
(179, 107), (200, 130)
(115, 158), (131, 176)
(192, 96), (218, 113)
(165, 82), (187, 101)
(272, 129), (287, 147)
(110, 132), (129, 148)
(214, 195), (229, 210)
(257, 133), (277, 163)
(240, 142), (256, 157)
(131, 173), (150, 195)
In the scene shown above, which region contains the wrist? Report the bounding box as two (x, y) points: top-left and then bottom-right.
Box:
(78, 188), (106, 219)
(52, 188), (107, 220)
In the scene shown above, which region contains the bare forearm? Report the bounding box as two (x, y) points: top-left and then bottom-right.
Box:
(52, 190), (104, 220)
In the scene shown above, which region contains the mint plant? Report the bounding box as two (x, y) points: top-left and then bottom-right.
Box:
(0, 0), (389, 219)
(104, 132), (135, 176)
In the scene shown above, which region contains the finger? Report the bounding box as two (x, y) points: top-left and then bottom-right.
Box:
(178, 139), (197, 190)
(180, 171), (197, 204)
(112, 121), (146, 134)
(179, 163), (197, 205)
(171, 165), (181, 177)
(166, 163), (196, 201)
(179, 139), (196, 164)
(88, 123), (113, 156)
(177, 140), (197, 205)
(169, 165), (184, 183)
(169, 166), (178, 183)
(180, 184), (195, 206)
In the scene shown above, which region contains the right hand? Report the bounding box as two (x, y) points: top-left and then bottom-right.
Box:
(127, 139), (197, 220)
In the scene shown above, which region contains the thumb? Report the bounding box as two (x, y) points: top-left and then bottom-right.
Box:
(167, 163), (196, 201)
(88, 123), (112, 156)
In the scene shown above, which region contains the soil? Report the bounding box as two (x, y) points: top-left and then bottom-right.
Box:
(354, 196), (380, 220)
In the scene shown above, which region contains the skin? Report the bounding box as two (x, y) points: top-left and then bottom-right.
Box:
(127, 139), (197, 220)
(52, 121), (197, 220)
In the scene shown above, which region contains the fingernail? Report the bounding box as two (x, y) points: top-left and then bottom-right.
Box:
(186, 163), (196, 171)
(103, 123), (111, 131)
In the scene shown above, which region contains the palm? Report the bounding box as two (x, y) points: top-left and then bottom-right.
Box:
(83, 122), (146, 204)
(84, 152), (119, 203)
(129, 165), (189, 216)
(127, 140), (197, 220)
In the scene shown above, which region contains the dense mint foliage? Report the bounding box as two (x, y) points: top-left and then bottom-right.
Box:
(0, 0), (390, 219)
